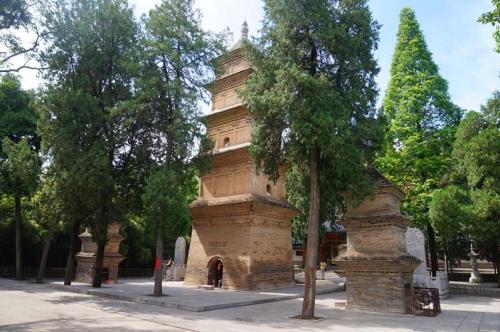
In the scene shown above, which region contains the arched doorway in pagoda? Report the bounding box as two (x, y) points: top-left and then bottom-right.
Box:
(207, 256), (223, 288)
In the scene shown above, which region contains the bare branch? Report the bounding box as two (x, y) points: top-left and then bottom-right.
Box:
(0, 64), (47, 73)
(1, 34), (40, 62)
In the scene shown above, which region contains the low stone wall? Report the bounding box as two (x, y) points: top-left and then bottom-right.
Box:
(448, 272), (497, 283)
(449, 282), (500, 297)
(0, 266), (153, 279)
(0, 266), (69, 278)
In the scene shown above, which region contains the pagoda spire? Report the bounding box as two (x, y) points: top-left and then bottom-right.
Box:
(241, 19), (248, 40)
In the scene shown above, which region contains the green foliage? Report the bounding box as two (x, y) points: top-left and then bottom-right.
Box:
(453, 110), (499, 193)
(39, 0), (142, 239)
(481, 90), (500, 126)
(0, 137), (39, 198)
(141, 168), (193, 254)
(430, 91), (499, 260)
(376, 7), (463, 229)
(241, 0), (383, 227)
(0, 0), (30, 30)
(286, 165), (309, 241)
(137, 0), (224, 254)
(429, 185), (470, 243)
(0, 0), (42, 72)
(478, 0), (500, 53)
(119, 214), (155, 266)
(0, 74), (37, 155)
(241, 1), (382, 316)
(451, 100), (499, 242)
(29, 175), (65, 230)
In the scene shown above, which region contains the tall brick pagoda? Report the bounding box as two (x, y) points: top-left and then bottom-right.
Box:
(184, 22), (297, 290)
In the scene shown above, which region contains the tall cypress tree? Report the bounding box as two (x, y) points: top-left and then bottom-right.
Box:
(0, 74), (39, 280)
(138, 0), (224, 297)
(39, 0), (141, 287)
(376, 8), (462, 276)
(241, 0), (382, 319)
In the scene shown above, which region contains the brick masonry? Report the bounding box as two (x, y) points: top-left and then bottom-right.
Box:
(336, 168), (420, 314)
(184, 34), (297, 291)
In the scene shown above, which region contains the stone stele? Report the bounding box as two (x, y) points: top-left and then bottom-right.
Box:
(406, 227), (449, 299)
(336, 168), (420, 314)
(406, 228), (428, 276)
(174, 237), (186, 267)
(184, 22), (298, 290)
(74, 223), (125, 284)
(165, 237), (187, 281)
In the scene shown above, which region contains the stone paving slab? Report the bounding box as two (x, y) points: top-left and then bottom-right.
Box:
(2, 278), (500, 331)
(48, 277), (345, 312)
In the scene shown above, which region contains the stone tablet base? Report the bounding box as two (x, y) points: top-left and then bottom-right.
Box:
(165, 267), (186, 281)
(75, 255), (95, 283)
(430, 272), (449, 299)
(75, 254), (124, 284)
(345, 271), (414, 314)
(339, 257), (418, 314)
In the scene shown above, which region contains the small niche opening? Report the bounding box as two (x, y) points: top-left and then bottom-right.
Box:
(266, 184), (272, 196)
(223, 137), (230, 147)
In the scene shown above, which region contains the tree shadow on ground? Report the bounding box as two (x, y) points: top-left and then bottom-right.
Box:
(2, 278), (500, 332)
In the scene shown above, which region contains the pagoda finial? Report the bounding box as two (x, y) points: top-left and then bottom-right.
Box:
(241, 19), (248, 40)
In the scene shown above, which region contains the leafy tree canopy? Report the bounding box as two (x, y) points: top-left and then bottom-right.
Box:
(241, 0), (383, 221)
(0, 74), (37, 155)
(0, 0), (43, 72)
(0, 0), (30, 30)
(430, 92), (499, 283)
(0, 137), (39, 198)
(138, 0), (225, 296)
(376, 7), (463, 228)
(478, 0), (500, 52)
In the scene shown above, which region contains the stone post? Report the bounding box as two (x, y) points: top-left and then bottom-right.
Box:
(469, 243), (482, 284)
(75, 228), (97, 283)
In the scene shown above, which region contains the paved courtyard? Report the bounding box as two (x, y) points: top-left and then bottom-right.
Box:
(47, 277), (344, 311)
(1, 278), (500, 331)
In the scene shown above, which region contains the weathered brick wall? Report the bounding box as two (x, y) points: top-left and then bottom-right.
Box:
(346, 271), (413, 313)
(185, 213), (295, 290)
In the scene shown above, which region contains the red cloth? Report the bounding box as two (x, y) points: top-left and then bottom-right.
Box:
(155, 256), (160, 271)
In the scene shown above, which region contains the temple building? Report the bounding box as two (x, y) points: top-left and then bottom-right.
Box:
(184, 22), (298, 290)
(292, 222), (346, 267)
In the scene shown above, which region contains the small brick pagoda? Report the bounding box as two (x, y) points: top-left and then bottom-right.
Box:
(75, 223), (125, 284)
(336, 168), (420, 314)
(184, 22), (298, 290)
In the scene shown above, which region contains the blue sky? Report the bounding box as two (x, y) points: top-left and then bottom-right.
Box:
(187, 0), (499, 112)
(20, 0), (499, 112)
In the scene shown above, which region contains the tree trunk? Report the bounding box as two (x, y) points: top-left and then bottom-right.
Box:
(448, 243), (454, 281)
(444, 249), (449, 275)
(14, 194), (23, 280)
(36, 222), (56, 283)
(427, 222), (438, 277)
(92, 227), (107, 288)
(301, 147), (320, 319)
(153, 223), (164, 296)
(93, 189), (111, 288)
(493, 240), (500, 288)
(64, 218), (81, 285)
